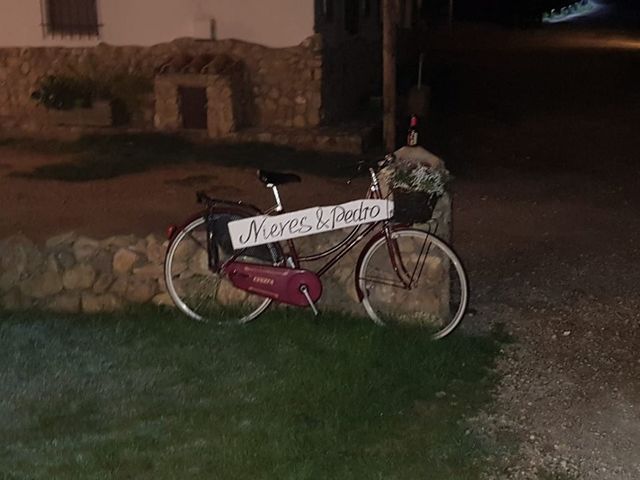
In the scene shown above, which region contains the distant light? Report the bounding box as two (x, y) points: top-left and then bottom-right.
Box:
(601, 38), (640, 50)
(542, 0), (606, 24)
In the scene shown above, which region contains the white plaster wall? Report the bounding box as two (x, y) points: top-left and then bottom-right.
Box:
(0, 0), (315, 48)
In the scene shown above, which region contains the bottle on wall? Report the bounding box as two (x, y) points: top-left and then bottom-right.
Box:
(407, 114), (419, 146)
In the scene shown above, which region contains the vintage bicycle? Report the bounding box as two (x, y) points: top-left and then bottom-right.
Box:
(163, 155), (468, 339)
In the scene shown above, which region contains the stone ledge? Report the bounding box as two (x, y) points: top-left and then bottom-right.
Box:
(0, 196), (451, 317)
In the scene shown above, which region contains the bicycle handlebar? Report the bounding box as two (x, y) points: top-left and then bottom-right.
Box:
(377, 153), (396, 170)
(346, 154), (396, 185)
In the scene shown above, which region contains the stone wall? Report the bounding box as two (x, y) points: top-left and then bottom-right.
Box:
(0, 198), (450, 316)
(154, 72), (244, 138)
(0, 36), (323, 135)
(0, 233), (170, 313)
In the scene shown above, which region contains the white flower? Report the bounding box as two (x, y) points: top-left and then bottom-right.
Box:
(391, 161), (450, 195)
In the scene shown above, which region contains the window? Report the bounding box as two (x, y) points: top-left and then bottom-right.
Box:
(42, 0), (100, 37)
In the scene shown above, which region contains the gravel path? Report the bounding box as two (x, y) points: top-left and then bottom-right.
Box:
(433, 25), (640, 479)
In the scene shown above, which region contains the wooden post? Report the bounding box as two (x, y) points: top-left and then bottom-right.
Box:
(382, 0), (397, 152)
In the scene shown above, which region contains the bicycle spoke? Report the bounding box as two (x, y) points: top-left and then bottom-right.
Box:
(165, 215), (279, 324)
(358, 228), (468, 339)
(359, 274), (409, 289)
(410, 236), (434, 287)
(186, 231), (208, 252)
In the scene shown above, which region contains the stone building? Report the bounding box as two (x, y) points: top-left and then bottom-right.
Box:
(0, 0), (382, 150)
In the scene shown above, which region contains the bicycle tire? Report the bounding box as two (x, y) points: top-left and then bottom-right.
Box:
(357, 228), (468, 340)
(164, 214), (282, 324)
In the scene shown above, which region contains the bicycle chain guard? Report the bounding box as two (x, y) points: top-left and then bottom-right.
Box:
(223, 262), (323, 307)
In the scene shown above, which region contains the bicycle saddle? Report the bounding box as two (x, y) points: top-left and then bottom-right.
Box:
(257, 169), (301, 186)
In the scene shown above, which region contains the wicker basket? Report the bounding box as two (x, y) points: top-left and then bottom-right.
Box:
(392, 189), (439, 224)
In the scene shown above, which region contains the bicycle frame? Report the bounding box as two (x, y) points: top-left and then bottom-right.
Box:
(164, 159), (467, 339)
(195, 166), (426, 299)
(288, 168), (419, 291)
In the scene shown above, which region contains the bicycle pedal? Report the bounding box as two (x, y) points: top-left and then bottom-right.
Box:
(300, 285), (320, 316)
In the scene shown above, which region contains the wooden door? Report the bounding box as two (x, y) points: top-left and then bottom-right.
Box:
(179, 87), (207, 130)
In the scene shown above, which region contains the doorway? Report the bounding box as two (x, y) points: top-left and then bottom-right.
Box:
(179, 87), (208, 130)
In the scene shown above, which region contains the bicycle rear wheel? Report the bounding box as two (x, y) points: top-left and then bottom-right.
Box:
(357, 228), (468, 340)
(164, 214), (282, 324)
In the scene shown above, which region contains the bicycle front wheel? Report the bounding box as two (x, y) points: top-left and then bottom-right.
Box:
(164, 214), (282, 324)
(358, 228), (468, 340)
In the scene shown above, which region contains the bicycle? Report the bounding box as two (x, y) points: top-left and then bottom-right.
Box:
(164, 155), (468, 340)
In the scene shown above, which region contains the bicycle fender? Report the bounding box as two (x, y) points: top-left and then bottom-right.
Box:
(166, 210), (208, 242)
(166, 203), (265, 243)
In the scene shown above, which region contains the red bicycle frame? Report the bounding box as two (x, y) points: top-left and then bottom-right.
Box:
(187, 166), (430, 304)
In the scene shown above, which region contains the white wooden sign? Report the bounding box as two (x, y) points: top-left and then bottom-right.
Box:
(228, 199), (394, 249)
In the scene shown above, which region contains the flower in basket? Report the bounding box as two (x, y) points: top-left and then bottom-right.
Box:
(390, 160), (451, 224)
(391, 160), (450, 196)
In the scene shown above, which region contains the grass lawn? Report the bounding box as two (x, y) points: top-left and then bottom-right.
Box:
(0, 308), (503, 479)
(1, 134), (368, 181)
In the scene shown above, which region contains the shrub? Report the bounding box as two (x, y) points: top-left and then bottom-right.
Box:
(31, 75), (97, 110)
(31, 73), (152, 124)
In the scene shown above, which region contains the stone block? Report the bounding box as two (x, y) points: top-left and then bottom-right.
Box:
(294, 103), (306, 116)
(73, 236), (100, 262)
(90, 250), (114, 275)
(146, 238), (166, 265)
(93, 272), (115, 294)
(186, 249), (208, 276)
(268, 88), (281, 99)
(45, 231), (78, 249)
(20, 270), (63, 299)
(306, 109), (321, 127)
(0, 235), (42, 285)
(309, 92), (322, 110)
(1, 288), (33, 310)
(264, 98), (277, 112)
(62, 263), (96, 290)
(100, 234), (137, 249)
(133, 264), (164, 280)
(129, 238), (148, 254)
(280, 96), (293, 108)
(125, 277), (157, 303)
(82, 293), (122, 313)
(48, 293), (81, 313)
(152, 292), (174, 307)
(113, 248), (138, 274)
(109, 275), (128, 296)
(50, 250), (74, 271)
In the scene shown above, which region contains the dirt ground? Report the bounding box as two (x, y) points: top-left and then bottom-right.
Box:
(0, 148), (369, 244)
(1, 24), (640, 479)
